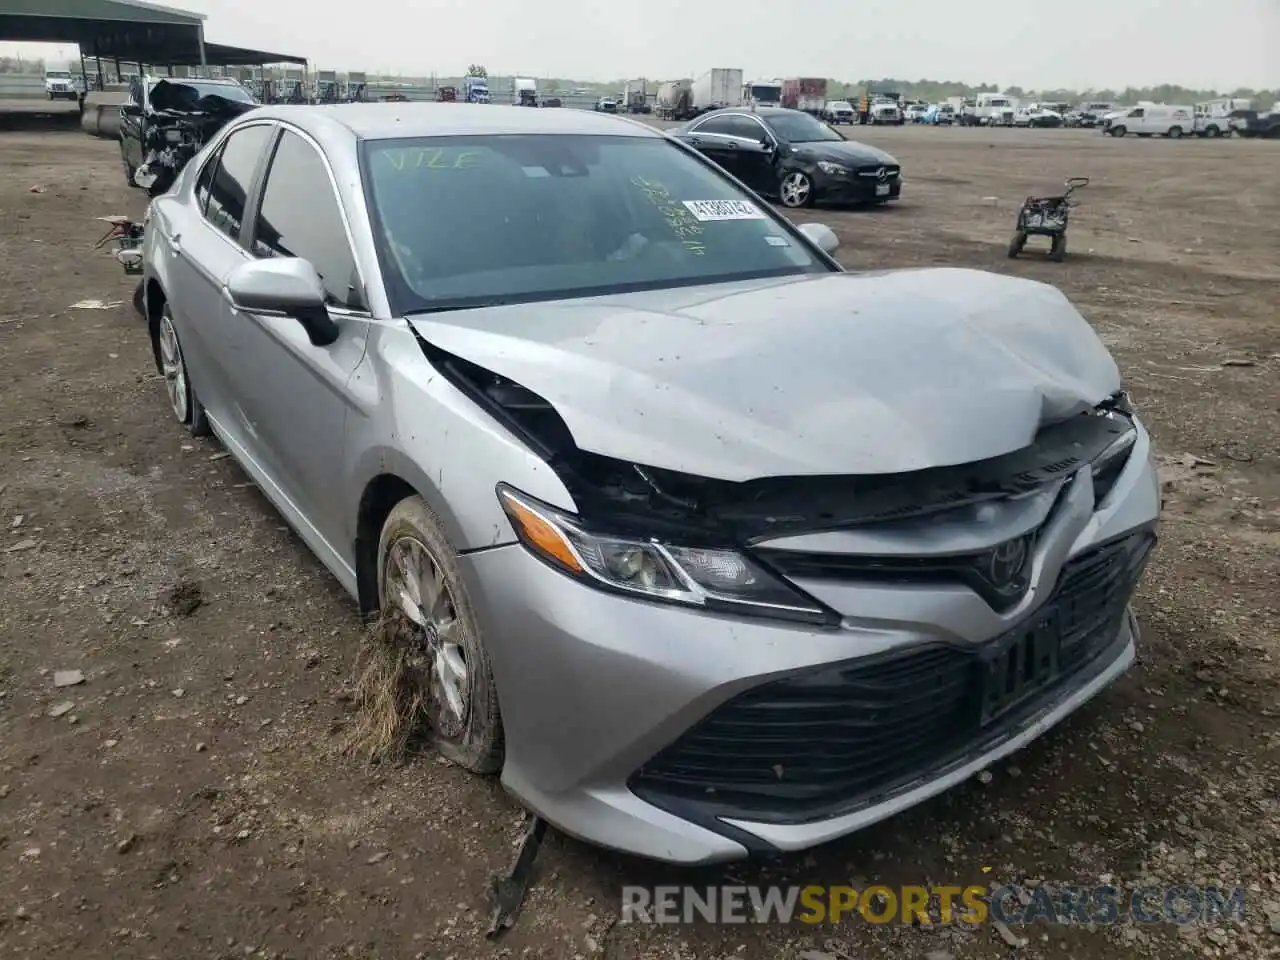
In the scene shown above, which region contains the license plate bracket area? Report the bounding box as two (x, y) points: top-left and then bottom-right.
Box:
(979, 613), (1061, 724)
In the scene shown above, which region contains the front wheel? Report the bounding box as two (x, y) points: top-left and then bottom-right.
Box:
(377, 496), (504, 773)
(1049, 233), (1067, 262)
(1007, 230), (1027, 258)
(1110, 125), (1127, 137)
(1168, 126), (1183, 139)
(778, 171), (814, 208)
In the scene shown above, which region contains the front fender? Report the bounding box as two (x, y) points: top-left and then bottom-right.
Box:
(343, 322), (580, 555)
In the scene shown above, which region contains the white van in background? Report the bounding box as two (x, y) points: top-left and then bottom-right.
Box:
(44, 70), (79, 100)
(1194, 98), (1250, 137)
(1103, 104), (1195, 138)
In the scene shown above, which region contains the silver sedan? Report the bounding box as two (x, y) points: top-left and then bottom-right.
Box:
(141, 103), (1160, 864)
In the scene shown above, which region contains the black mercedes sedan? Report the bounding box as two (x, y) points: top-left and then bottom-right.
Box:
(670, 106), (902, 209)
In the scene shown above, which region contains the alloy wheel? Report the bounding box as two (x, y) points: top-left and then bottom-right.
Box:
(157, 313), (188, 423)
(779, 172), (812, 208)
(383, 535), (469, 737)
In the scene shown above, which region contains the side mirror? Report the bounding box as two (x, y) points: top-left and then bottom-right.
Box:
(121, 103), (142, 116)
(225, 258), (339, 347)
(798, 222), (840, 255)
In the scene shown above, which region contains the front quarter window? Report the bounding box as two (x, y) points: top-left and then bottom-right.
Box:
(361, 133), (830, 314)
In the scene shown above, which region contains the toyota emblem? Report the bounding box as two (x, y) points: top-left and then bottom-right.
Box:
(875, 167), (888, 182)
(987, 537), (1030, 590)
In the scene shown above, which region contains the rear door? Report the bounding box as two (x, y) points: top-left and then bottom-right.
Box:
(229, 126), (371, 549)
(166, 122), (276, 435)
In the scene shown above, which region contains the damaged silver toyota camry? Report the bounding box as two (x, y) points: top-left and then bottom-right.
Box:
(141, 103), (1160, 864)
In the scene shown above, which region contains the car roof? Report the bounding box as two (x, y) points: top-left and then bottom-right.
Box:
(696, 106), (797, 120)
(240, 102), (664, 140)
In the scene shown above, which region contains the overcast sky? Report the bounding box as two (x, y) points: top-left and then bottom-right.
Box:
(3, 0), (1277, 90)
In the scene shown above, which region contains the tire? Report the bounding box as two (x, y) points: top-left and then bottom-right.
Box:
(1007, 230), (1027, 258)
(376, 496), (504, 774)
(153, 303), (210, 437)
(1050, 233), (1067, 262)
(1111, 125), (1127, 137)
(778, 170), (814, 208)
(1168, 126), (1183, 139)
(131, 280), (145, 317)
(1204, 125), (1220, 138)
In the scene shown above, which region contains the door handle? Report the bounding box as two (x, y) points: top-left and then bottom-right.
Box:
(167, 232), (181, 254)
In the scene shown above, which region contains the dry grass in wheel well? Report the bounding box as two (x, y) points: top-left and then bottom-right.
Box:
(343, 608), (433, 765)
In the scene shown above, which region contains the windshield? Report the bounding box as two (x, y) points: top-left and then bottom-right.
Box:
(763, 111), (843, 142)
(749, 84), (781, 102)
(47, 71), (72, 79)
(361, 134), (828, 313)
(829, 102), (852, 110)
(149, 80), (258, 105)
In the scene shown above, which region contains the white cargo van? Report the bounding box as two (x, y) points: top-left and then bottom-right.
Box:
(1104, 104), (1195, 138)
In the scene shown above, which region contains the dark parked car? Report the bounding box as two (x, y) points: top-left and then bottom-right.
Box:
(671, 106), (901, 209)
(119, 76), (259, 194)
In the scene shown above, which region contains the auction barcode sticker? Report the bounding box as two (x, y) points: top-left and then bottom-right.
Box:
(682, 200), (766, 221)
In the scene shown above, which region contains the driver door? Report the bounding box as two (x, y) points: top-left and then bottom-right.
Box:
(683, 115), (774, 193)
(229, 127), (371, 551)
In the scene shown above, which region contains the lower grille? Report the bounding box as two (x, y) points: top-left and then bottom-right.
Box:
(629, 530), (1154, 825)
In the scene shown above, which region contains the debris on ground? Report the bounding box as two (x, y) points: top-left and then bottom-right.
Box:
(993, 918), (1028, 948)
(68, 299), (122, 310)
(5, 538), (38, 552)
(53, 669), (84, 687)
(486, 816), (548, 938)
(164, 579), (204, 617)
(49, 700), (75, 718)
(343, 609), (431, 765)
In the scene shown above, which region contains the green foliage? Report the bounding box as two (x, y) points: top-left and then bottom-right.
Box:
(466, 64), (487, 78)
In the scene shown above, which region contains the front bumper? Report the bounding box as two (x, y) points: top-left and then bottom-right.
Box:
(459, 423), (1160, 864)
(814, 169), (902, 203)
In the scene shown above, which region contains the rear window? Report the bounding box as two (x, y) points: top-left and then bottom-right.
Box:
(361, 133), (829, 314)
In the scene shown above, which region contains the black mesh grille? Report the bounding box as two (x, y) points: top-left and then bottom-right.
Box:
(629, 530), (1154, 826)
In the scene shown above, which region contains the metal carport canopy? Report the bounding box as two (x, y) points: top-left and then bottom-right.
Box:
(0, 0), (306, 66)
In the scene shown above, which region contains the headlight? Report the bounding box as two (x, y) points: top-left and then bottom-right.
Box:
(817, 160), (849, 176)
(1091, 414), (1138, 507)
(497, 486), (834, 625)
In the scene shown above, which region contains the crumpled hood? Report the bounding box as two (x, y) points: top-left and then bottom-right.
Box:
(407, 268), (1121, 482)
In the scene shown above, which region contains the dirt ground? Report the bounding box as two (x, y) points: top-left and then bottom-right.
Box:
(0, 122), (1277, 960)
